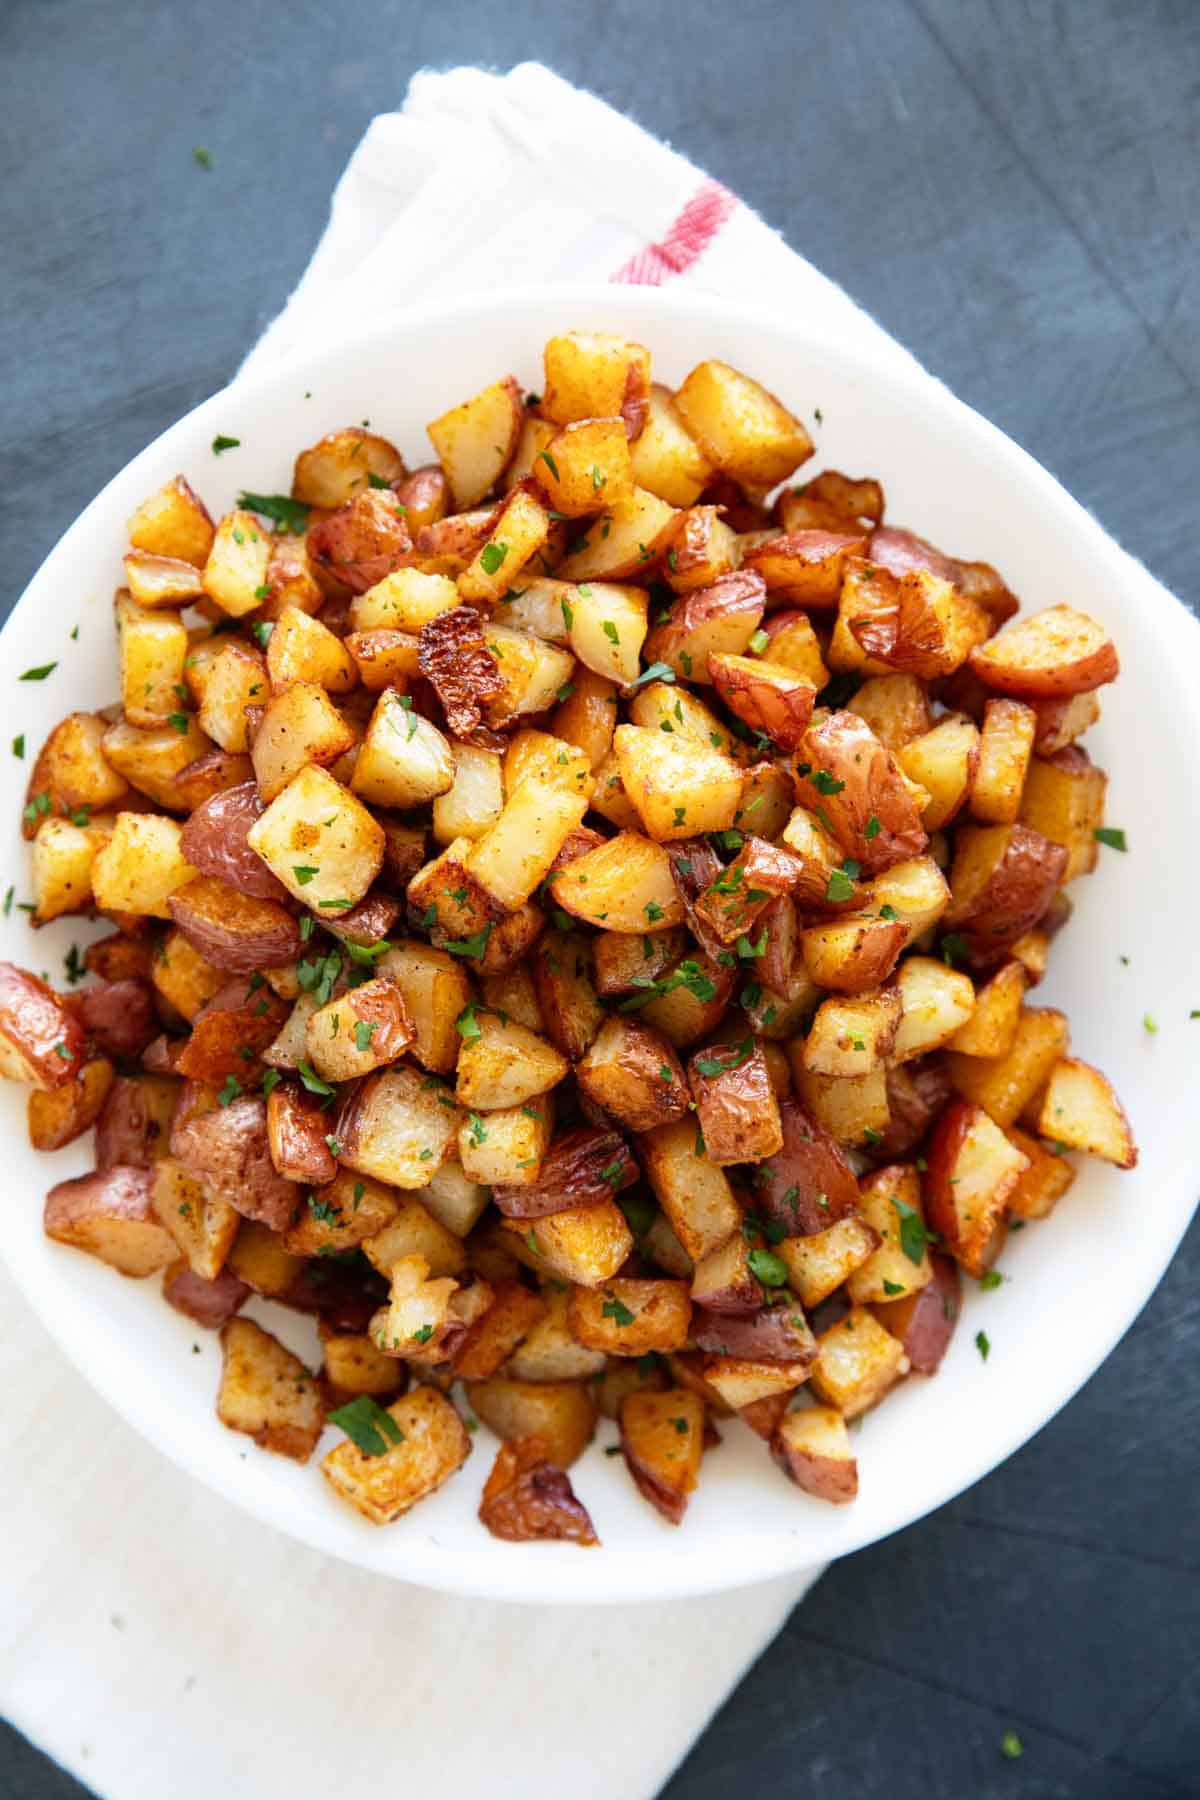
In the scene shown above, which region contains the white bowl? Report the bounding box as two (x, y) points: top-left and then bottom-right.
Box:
(3, 285), (1197, 1605)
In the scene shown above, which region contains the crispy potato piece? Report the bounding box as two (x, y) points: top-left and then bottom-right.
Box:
(0, 962), (86, 1089)
(897, 715), (980, 831)
(687, 1039), (782, 1165)
(614, 723), (743, 842)
(528, 930), (603, 1060)
(455, 1011), (568, 1111)
(344, 628), (421, 691)
(846, 1163), (932, 1305)
(690, 1231), (762, 1314)
(457, 488), (551, 605)
(551, 830), (685, 933)
(1035, 1057), (1137, 1168)
(201, 509), (272, 618)
(100, 715), (212, 809)
(478, 1436), (599, 1544)
(249, 682), (358, 803)
(28, 1057), (114, 1152)
(924, 1100), (1028, 1275)
(431, 742), (504, 845)
(642, 571), (766, 686)
(531, 417), (633, 516)
(128, 475), (214, 565)
(1030, 689), (1101, 755)
(1018, 748), (1107, 883)
(970, 603), (1118, 696)
(95, 1074), (178, 1169)
(337, 1065), (461, 1189)
(627, 678), (739, 759)
(362, 1195), (469, 1281)
(639, 1118), (741, 1261)
(168, 877), (302, 975)
(947, 961), (1026, 1058)
(773, 1405), (858, 1503)
(162, 1259), (248, 1329)
(800, 916), (908, 995)
(944, 1004), (1070, 1128)
(29, 816), (103, 924)
(217, 1317), (324, 1461)
(674, 360), (812, 489)
(150, 1157), (240, 1281)
(891, 956), (976, 1061)
(464, 776), (587, 912)
(303, 975), (415, 1083)
(467, 1374), (596, 1468)
(376, 941), (472, 1075)
(492, 1126), (635, 1219)
(810, 1306), (908, 1418)
(844, 562), (988, 679)
(352, 566), (459, 634)
(178, 782), (286, 900)
(592, 928), (688, 997)
(266, 604), (357, 694)
(171, 1090), (299, 1230)
(619, 1387), (704, 1524)
(846, 673), (932, 752)
(751, 1097), (861, 1234)
(175, 976), (289, 1084)
(791, 1064), (890, 1146)
(266, 1079), (338, 1185)
(794, 710), (928, 874)
(506, 1288), (609, 1381)
(427, 376), (522, 508)
(576, 1015), (689, 1133)
(776, 1216), (880, 1309)
(550, 665), (620, 770)
(23, 712), (130, 840)
(871, 1251), (962, 1374)
(708, 653), (816, 753)
(944, 823), (1068, 964)
(323, 1385), (471, 1523)
(743, 530), (865, 608)
(248, 764), (384, 909)
(320, 1321), (407, 1400)
(460, 1096), (553, 1186)
(44, 1165), (176, 1276)
(92, 813), (197, 920)
(194, 639), (267, 753)
(802, 987), (902, 1078)
(368, 1253), (459, 1360)
(567, 1279), (691, 1354)
(451, 1281), (547, 1381)
(307, 488), (413, 594)
(661, 505), (738, 593)
(760, 609), (830, 690)
(293, 427), (405, 507)
(970, 698), (1037, 825)
(505, 1198), (633, 1288)
(556, 486), (679, 582)
(543, 332), (651, 433)
(629, 384), (713, 505)
(1004, 1127), (1077, 1219)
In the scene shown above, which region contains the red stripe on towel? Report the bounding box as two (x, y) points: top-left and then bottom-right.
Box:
(611, 178), (737, 285)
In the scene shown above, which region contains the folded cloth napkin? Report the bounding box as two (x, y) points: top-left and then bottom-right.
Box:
(1, 62), (861, 1800)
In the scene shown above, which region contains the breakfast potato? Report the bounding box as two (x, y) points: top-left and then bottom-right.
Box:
(367, 1253), (460, 1360)
(304, 975), (415, 1083)
(890, 955), (976, 1061)
(847, 673), (933, 751)
(492, 1125), (636, 1219)
(218, 1317), (324, 1461)
(202, 509), (273, 618)
(674, 359), (813, 488)
(28, 1056), (115, 1152)
(248, 764), (384, 910)
(773, 1405), (858, 1504)
(531, 417), (633, 516)
(1035, 1057), (1137, 1168)
(323, 1385), (472, 1523)
(567, 1279), (692, 1354)
(871, 1251), (962, 1374)
(171, 1091), (299, 1229)
(92, 812), (197, 920)
(337, 1065), (461, 1188)
(1005, 1127), (1078, 1219)
(426, 375), (523, 509)
(794, 710), (929, 874)
(556, 487), (679, 582)
(178, 783), (287, 900)
(896, 715), (980, 831)
(505, 1198), (633, 1287)
(743, 530), (865, 607)
(168, 877), (303, 974)
(759, 609), (830, 689)
(0, 962), (86, 1089)
(642, 571), (766, 685)
(800, 916), (908, 994)
(947, 960), (1026, 1058)
(551, 830), (685, 934)
(460, 1100), (553, 1187)
(266, 604), (357, 694)
(1018, 748), (1107, 882)
(1030, 689), (1101, 755)
(101, 715), (214, 808)
(457, 489), (551, 605)
(451, 1281), (547, 1381)
(362, 1195), (469, 1281)
(320, 1322), (407, 1400)
(751, 1096), (862, 1234)
(690, 1231), (764, 1315)
(162, 1260), (249, 1330)
(629, 383), (713, 504)
(576, 1015), (689, 1132)
(619, 1388), (704, 1524)
(970, 698), (1037, 824)
(307, 488), (413, 594)
(352, 566), (458, 633)
(128, 475), (214, 565)
(543, 331), (651, 434)
(970, 603), (1118, 696)
(701, 1352), (811, 1410)
(95, 1074), (179, 1169)
(809, 1306), (909, 1418)
(529, 930), (604, 1060)
(378, 940), (473, 1075)
(478, 1437), (599, 1545)
(30, 816), (104, 924)
(465, 776), (588, 912)
(23, 712), (130, 840)
(661, 505), (739, 593)
(790, 1063), (891, 1146)
(638, 1117), (741, 1260)
(944, 1004), (1070, 1127)
(687, 1039), (782, 1165)
(467, 1375), (596, 1468)
(455, 1011), (568, 1111)
(944, 823), (1068, 964)
(708, 653), (816, 752)
(175, 976), (289, 1083)
(614, 723), (743, 841)
(845, 563), (988, 679)
(801, 986), (902, 1078)
(776, 1216), (880, 1309)
(266, 1079), (339, 1186)
(846, 1163), (932, 1304)
(924, 1100), (1029, 1275)
(291, 425), (405, 507)
(150, 1157), (240, 1281)
(44, 1165), (176, 1276)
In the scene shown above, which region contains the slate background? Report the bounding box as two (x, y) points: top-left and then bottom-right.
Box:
(1, 1), (1197, 1796)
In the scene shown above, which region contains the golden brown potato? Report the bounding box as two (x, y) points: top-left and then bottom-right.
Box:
(478, 1436), (599, 1545)
(504, 1198), (633, 1288)
(322, 1385), (472, 1523)
(1017, 748), (1107, 883)
(773, 1405), (858, 1503)
(44, 1165), (176, 1276)
(128, 475), (214, 565)
(870, 1250), (962, 1373)
(970, 604), (1118, 696)
(492, 1125), (637, 1220)
(642, 571), (766, 686)
(292, 426), (406, 507)
(1035, 1057), (1137, 1168)
(687, 1039), (782, 1165)
(619, 1387), (704, 1523)
(809, 1307), (909, 1418)
(674, 360), (813, 489)
(924, 1100), (1028, 1275)
(467, 1374), (596, 1468)
(743, 530), (865, 607)
(639, 1117), (741, 1261)
(944, 1004), (1069, 1127)
(576, 1015), (689, 1132)
(794, 710), (929, 875)
(0, 962), (86, 1090)
(567, 1278), (692, 1355)
(217, 1317), (324, 1461)
(1005, 1127), (1078, 1220)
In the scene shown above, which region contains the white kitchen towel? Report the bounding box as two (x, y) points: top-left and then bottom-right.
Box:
(0, 61), (867, 1800)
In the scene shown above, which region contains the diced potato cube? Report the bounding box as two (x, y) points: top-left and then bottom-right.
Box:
(339, 1065), (462, 1188)
(322, 1385), (471, 1523)
(801, 988), (902, 1076)
(613, 724), (743, 841)
(250, 681), (357, 802)
(567, 581), (648, 686)
(247, 765), (384, 909)
(458, 488), (550, 605)
(117, 595), (189, 728)
(505, 1199), (634, 1288)
(531, 417), (634, 516)
(809, 1307), (908, 1418)
(217, 1317), (323, 1461)
(127, 475), (214, 566)
(266, 605), (357, 693)
(198, 640), (268, 753)
(350, 689), (455, 809)
(202, 510), (272, 617)
(674, 359), (813, 488)
(455, 1011), (568, 1111)
(378, 941), (474, 1075)
(92, 813), (196, 919)
(427, 375), (523, 509)
(351, 567), (460, 633)
(465, 775), (588, 911)
(432, 742), (504, 844)
(459, 1101), (553, 1187)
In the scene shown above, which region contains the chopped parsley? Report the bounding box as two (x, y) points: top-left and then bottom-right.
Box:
(747, 1248), (789, 1288)
(354, 1020), (378, 1052)
(630, 661), (676, 689)
(443, 923), (493, 959)
(20, 663), (57, 682)
(694, 1038), (753, 1078)
(328, 1395), (404, 1456)
(297, 1061), (336, 1098)
(747, 628), (769, 655)
(893, 1196), (933, 1265)
(975, 1329), (991, 1362)
(236, 491), (311, 533)
(601, 1295), (636, 1327)
(211, 435), (240, 454)
(11, 735), (23, 759)
(217, 1075), (242, 1107)
(292, 864), (319, 885)
(1093, 826), (1126, 851)
(479, 541), (508, 576)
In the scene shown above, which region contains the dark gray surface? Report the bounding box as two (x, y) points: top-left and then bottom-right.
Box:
(1, 1), (1197, 1796)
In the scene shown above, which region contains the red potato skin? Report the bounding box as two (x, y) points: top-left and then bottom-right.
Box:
(67, 980), (157, 1062)
(163, 1261), (249, 1328)
(666, 840), (727, 961)
(754, 1098), (861, 1235)
(478, 1438), (599, 1545)
(950, 825), (1068, 966)
(0, 962), (86, 1088)
(142, 1034), (185, 1075)
(492, 1128), (638, 1219)
(96, 1076), (174, 1168)
(642, 571), (767, 673)
(969, 608), (1119, 698)
(739, 1389), (793, 1441)
(772, 1430), (859, 1503)
(168, 877), (304, 975)
(619, 1441), (688, 1526)
(875, 1059), (954, 1159)
(867, 526), (959, 586)
(170, 1093), (300, 1231)
(175, 977), (290, 1085)
(280, 1258), (389, 1332)
(266, 1081), (339, 1185)
(307, 488), (414, 593)
(873, 1252), (961, 1374)
(923, 1100), (1015, 1276)
(793, 711), (928, 874)
(691, 1304), (817, 1369)
(324, 889), (401, 947)
(43, 1164), (170, 1269)
(171, 751), (256, 812)
(757, 894), (798, 995)
(179, 783), (288, 901)
(393, 464), (450, 531)
(708, 653), (816, 751)
(688, 1042), (782, 1166)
